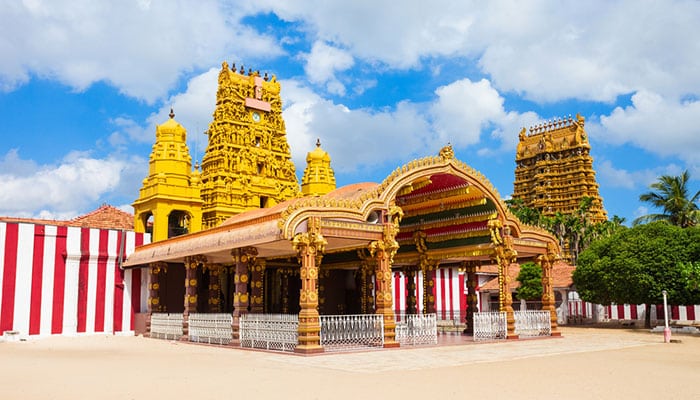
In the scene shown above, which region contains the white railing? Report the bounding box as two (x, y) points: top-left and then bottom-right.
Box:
(395, 313), (438, 346)
(240, 314), (298, 352)
(150, 313), (183, 340)
(514, 310), (552, 337)
(473, 312), (506, 341)
(320, 314), (384, 351)
(188, 313), (233, 345)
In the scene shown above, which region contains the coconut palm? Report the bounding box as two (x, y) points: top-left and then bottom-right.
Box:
(633, 170), (700, 227)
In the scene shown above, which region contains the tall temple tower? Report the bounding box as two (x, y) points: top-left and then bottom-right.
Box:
(132, 109), (203, 242)
(301, 139), (336, 196)
(513, 114), (607, 223)
(199, 62), (299, 228)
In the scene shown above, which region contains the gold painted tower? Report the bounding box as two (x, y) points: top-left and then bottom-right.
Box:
(301, 139), (336, 196)
(513, 114), (607, 223)
(132, 109), (203, 242)
(200, 62), (300, 228)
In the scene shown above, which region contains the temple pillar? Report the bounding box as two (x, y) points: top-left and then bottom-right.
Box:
(369, 205), (402, 348)
(231, 247), (257, 345)
(421, 260), (437, 314)
(405, 268), (417, 314)
(146, 262), (167, 337)
(292, 217), (326, 354)
(463, 261), (479, 335)
(489, 219), (518, 340)
(539, 243), (561, 336)
(250, 260), (265, 314)
(207, 263), (222, 313)
(183, 255), (205, 340)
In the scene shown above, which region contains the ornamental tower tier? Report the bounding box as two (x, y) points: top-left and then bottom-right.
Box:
(133, 109), (203, 242)
(513, 114), (607, 223)
(301, 139), (336, 196)
(200, 61), (300, 228)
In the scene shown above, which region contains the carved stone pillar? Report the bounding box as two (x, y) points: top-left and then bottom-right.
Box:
(405, 268), (417, 314)
(250, 260), (265, 314)
(489, 219), (518, 339)
(146, 262), (167, 337)
(369, 205), (402, 348)
(539, 243), (561, 336)
(231, 247), (257, 345)
(292, 217), (326, 354)
(207, 264), (222, 313)
(183, 255), (205, 340)
(463, 261), (479, 335)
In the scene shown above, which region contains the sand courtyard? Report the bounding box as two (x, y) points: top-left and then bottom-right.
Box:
(1, 327), (698, 400)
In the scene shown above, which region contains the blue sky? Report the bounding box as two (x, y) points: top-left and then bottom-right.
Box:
(1, 0), (699, 224)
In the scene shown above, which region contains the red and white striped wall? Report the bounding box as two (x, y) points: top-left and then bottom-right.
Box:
(393, 267), (469, 321)
(0, 222), (150, 337)
(607, 303), (700, 321)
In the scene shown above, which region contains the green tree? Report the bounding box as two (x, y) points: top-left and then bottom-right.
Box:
(505, 198), (542, 226)
(573, 222), (699, 328)
(515, 262), (543, 301)
(634, 170), (700, 227)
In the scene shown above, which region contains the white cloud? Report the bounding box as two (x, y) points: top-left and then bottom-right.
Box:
(590, 91), (700, 165)
(0, 0), (283, 102)
(0, 149), (127, 218)
(303, 41), (354, 95)
(596, 159), (686, 190)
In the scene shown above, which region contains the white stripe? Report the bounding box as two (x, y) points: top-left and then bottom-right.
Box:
(416, 271), (422, 313)
(13, 223), (35, 335)
(63, 227), (81, 335)
(85, 229), (99, 333)
(103, 230), (117, 333)
(39, 225), (57, 336)
(122, 268), (132, 331)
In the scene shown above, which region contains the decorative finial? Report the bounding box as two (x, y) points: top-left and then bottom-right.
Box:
(264, 72), (269, 81)
(239, 65), (245, 74)
(231, 62), (236, 71)
(439, 143), (454, 161)
(169, 108), (175, 119)
(316, 138), (321, 148)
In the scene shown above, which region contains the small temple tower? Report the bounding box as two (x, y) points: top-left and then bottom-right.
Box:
(513, 114), (607, 223)
(133, 109), (203, 242)
(301, 139), (336, 196)
(200, 62), (300, 228)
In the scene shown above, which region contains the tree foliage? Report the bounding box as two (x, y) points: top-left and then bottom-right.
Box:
(573, 222), (700, 326)
(515, 262), (542, 301)
(634, 170), (700, 227)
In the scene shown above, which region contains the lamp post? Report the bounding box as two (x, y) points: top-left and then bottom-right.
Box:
(662, 290), (671, 343)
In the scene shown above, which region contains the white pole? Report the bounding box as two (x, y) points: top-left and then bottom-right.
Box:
(662, 290), (671, 343)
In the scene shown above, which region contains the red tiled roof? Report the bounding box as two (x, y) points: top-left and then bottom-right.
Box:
(0, 204), (134, 230)
(479, 260), (574, 291)
(70, 204), (134, 230)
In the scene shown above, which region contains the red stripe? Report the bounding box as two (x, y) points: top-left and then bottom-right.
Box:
(1, 223), (19, 333)
(94, 230), (108, 332)
(447, 268), (454, 320)
(77, 228), (90, 333)
(671, 305), (679, 320)
(135, 233), (144, 247)
(393, 272), (400, 314)
(51, 226), (67, 334)
(113, 231), (125, 332)
(617, 304), (625, 319)
(459, 272), (466, 323)
(687, 305), (695, 321)
(439, 269), (447, 320)
(29, 225), (46, 335)
(630, 304), (638, 320)
(130, 268), (142, 330)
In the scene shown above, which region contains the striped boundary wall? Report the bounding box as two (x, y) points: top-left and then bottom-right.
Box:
(606, 303), (700, 322)
(393, 267), (469, 322)
(0, 221), (150, 337)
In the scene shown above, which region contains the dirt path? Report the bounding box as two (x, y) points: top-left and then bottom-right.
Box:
(1, 327), (698, 400)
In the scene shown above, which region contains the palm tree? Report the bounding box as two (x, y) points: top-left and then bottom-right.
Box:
(633, 170), (700, 227)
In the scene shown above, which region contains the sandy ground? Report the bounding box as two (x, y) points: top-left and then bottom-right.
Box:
(1, 327), (698, 400)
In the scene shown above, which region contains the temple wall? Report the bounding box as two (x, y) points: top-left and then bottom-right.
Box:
(0, 222), (150, 338)
(392, 266), (468, 322)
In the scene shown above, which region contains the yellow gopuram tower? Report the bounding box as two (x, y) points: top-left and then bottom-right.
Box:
(200, 62), (300, 228)
(132, 109), (203, 242)
(513, 114), (607, 223)
(301, 139), (336, 196)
